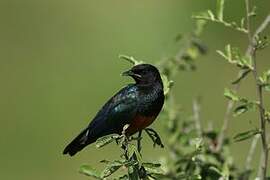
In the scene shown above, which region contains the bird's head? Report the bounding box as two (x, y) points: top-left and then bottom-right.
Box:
(122, 64), (162, 85)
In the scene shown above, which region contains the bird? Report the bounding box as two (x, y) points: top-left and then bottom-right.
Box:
(63, 64), (164, 156)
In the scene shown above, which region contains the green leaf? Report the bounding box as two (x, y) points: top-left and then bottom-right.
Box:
(248, 6), (257, 17)
(221, 162), (230, 180)
(209, 166), (222, 176)
(217, 45), (253, 70)
(232, 69), (251, 84)
(237, 55), (253, 70)
(128, 166), (139, 180)
(142, 163), (165, 178)
(142, 162), (161, 168)
(225, 44), (232, 61)
(161, 74), (174, 96)
(127, 144), (143, 166)
(144, 165), (164, 175)
(95, 134), (120, 148)
(255, 35), (269, 50)
(259, 69), (270, 85)
(233, 105), (248, 116)
(119, 55), (144, 66)
(216, 0), (225, 21)
(217, 44), (232, 62)
(79, 165), (101, 179)
(224, 88), (239, 101)
(233, 129), (261, 142)
(127, 144), (136, 159)
(100, 160), (124, 178)
(263, 84), (270, 91)
(117, 174), (129, 180)
(190, 138), (203, 151)
(233, 101), (257, 116)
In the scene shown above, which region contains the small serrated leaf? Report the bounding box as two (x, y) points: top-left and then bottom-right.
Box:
(260, 69), (270, 85)
(232, 69), (251, 84)
(142, 162), (161, 168)
(144, 165), (164, 175)
(263, 84), (270, 91)
(224, 88), (239, 101)
(119, 55), (144, 66)
(127, 144), (136, 159)
(79, 165), (101, 179)
(100, 160), (124, 178)
(95, 134), (120, 148)
(225, 44), (232, 61)
(209, 166), (222, 176)
(217, 50), (228, 59)
(161, 74), (174, 95)
(127, 144), (143, 167)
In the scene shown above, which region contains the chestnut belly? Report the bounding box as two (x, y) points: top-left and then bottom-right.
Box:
(126, 115), (156, 135)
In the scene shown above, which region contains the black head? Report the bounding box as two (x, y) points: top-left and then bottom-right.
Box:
(122, 64), (162, 85)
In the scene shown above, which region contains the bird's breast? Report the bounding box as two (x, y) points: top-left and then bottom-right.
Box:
(126, 84), (164, 135)
(126, 115), (156, 135)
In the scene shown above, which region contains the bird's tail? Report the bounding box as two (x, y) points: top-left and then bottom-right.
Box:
(63, 128), (95, 156)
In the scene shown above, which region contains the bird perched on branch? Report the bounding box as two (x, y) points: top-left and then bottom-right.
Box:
(63, 64), (164, 156)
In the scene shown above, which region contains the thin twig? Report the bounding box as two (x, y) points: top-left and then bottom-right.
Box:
(216, 90), (238, 152)
(246, 14), (270, 55)
(193, 98), (202, 137)
(245, 134), (260, 170)
(245, 0), (269, 178)
(257, 135), (270, 178)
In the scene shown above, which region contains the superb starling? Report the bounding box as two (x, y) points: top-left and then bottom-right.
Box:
(63, 64), (164, 156)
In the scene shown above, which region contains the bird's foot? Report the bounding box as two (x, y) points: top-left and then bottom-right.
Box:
(145, 128), (164, 148)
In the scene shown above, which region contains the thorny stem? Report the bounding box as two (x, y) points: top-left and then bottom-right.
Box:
(245, 0), (269, 178)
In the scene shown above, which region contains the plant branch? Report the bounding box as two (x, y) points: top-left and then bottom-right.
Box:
(216, 87), (238, 152)
(245, 134), (260, 170)
(193, 98), (202, 137)
(245, 0), (269, 178)
(246, 14), (270, 55)
(216, 11), (270, 154)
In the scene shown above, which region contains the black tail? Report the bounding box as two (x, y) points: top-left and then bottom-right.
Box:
(63, 128), (95, 156)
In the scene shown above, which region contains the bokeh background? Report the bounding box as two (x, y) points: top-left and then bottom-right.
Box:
(0, 0), (270, 179)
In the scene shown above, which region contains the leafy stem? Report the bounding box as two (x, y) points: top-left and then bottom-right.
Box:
(245, 0), (269, 179)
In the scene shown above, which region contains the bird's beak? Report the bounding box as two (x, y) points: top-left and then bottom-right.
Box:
(122, 70), (133, 76)
(122, 70), (142, 78)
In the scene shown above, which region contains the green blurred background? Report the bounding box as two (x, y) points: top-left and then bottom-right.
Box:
(0, 0), (270, 179)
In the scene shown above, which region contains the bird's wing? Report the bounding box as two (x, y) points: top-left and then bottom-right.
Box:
(63, 84), (139, 156)
(86, 84), (139, 139)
